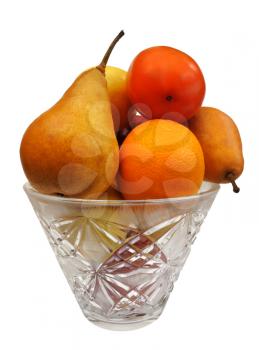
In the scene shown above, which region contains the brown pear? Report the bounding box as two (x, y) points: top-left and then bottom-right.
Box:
(20, 31), (124, 198)
(189, 107), (244, 192)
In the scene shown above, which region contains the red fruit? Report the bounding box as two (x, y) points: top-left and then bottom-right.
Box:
(127, 103), (152, 129)
(127, 46), (205, 121)
(116, 127), (130, 145)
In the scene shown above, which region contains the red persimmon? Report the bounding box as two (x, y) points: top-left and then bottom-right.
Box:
(127, 46), (205, 121)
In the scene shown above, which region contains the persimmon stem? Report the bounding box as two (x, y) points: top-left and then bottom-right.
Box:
(98, 30), (125, 73)
(226, 172), (240, 193)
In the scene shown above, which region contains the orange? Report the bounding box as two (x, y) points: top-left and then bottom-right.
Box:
(119, 119), (205, 200)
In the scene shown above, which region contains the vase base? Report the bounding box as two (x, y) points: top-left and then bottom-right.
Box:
(89, 318), (157, 331)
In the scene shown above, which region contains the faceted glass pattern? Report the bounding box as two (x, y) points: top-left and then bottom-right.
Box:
(24, 182), (219, 330)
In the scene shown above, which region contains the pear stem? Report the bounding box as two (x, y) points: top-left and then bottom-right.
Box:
(226, 172), (240, 193)
(98, 30), (125, 73)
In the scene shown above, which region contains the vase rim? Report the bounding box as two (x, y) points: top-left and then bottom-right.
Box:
(23, 181), (220, 207)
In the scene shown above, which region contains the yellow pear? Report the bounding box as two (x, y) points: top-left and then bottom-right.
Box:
(105, 66), (131, 132)
(98, 187), (123, 200)
(20, 31), (124, 198)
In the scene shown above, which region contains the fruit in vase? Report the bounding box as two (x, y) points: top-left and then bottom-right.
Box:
(127, 103), (152, 129)
(116, 127), (130, 145)
(127, 46), (205, 122)
(189, 107), (244, 192)
(20, 31), (124, 198)
(105, 66), (131, 132)
(119, 119), (205, 200)
(98, 187), (122, 200)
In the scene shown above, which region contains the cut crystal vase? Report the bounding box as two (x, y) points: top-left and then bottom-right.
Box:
(24, 182), (219, 330)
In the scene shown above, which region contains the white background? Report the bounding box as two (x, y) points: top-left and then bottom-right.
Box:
(0, 0), (258, 349)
